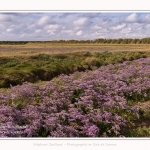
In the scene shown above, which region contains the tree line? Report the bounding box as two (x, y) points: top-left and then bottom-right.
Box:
(1, 38), (150, 44)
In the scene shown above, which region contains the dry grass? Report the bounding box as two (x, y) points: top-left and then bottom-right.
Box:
(1, 43), (150, 57)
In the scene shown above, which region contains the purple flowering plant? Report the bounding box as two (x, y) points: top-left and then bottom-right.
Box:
(1, 57), (150, 137)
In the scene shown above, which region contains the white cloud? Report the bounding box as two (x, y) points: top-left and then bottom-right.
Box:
(20, 33), (34, 39)
(47, 30), (55, 35)
(44, 24), (62, 34)
(73, 26), (81, 31)
(37, 16), (51, 26)
(20, 34), (26, 37)
(46, 24), (60, 30)
(73, 17), (90, 27)
(145, 24), (150, 29)
(6, 28), (13, 32)
(96, 29), (109, 34)
(35, 29), (42, 33)
(76, 30), (83, 36)
(140, 14), (150, 23)
(127, 23), (143, 33)
(61, 29), (74, 35)
(111, 23), (126, 31)
(92, 25), (103, 30)
(0, 14), (12, 22)
(61, 30), (71, 33)
(0, 24), (5, 29)
(124, 13), (139, 23)
(91, 33), (105, 39)
(131, 23), (142, 28)
(121, 28), (131, 33)
(27, 23), (36, 29)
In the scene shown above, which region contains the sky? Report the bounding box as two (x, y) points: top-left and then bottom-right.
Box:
(0, 12), (150, 41)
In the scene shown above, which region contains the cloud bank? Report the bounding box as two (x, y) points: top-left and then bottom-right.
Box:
(0, 12), (150, 41)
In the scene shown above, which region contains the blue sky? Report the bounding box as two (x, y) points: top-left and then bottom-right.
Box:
(0, 12), (150, 41)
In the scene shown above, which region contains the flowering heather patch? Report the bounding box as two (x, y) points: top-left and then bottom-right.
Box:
(1, 57), (150, 137)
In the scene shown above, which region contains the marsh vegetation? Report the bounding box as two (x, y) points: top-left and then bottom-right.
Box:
(0, 42), (150, 137)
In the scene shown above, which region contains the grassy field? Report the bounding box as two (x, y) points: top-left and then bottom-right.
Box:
(1, 43), (150, 137)
(0, 43), (150, 88)
(1, 43), (150, 56)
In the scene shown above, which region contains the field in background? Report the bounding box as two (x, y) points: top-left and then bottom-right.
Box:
(1, 43), (150, 57)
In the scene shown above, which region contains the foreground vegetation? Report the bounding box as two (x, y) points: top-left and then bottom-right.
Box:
(1, 57), (150, 137)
